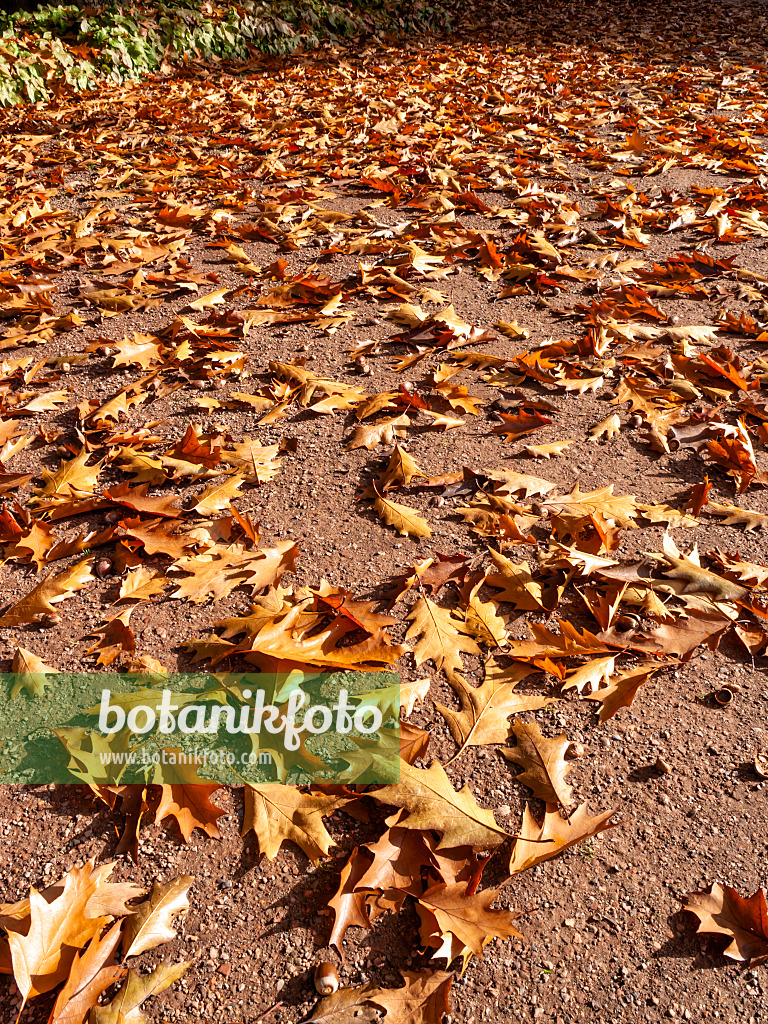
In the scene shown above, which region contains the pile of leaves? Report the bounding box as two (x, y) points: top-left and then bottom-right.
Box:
(0, 0), (455, 105)
(0, 0), (767, 1019)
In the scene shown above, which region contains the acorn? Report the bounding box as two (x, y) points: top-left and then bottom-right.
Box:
(96, 558), (113, 578)
(314, 961), (339, 996)
(713, 687), (733, 706)
(628, 413), (643, 428)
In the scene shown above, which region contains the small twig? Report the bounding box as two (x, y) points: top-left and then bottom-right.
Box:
(254, 999), (284, 1022)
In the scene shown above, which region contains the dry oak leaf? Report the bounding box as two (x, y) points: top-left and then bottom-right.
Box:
(589, 413), (622, 442)
(503, 721), (574, 808)
(118, 566), (168, 602)
(190, 474), (247, 515)
(357, 822), (440, 897)
(707, 501), (768, 531)
(0, 862), (141, 936)
(405, 597), (480, 682)
(347, 414), (409, 450)
(485, 550), (547, 611)
(372, 759), (509, 850)
(310, 970), (452, 1024)
(122, 875), (193, 958)
(421, 410), (465, 430)
(378, 445), (426, 491)
(90, 959), (191, 1024)
(13, 519), (56, 569)
(373, 491), (431, 539)
(587, 663), (662, 722)
(242, 785), (348, 864)
(36, 449), (102, 500)
(0, 556), (94, 627)
(561, 655), (617, 694)
(682, 884), (768, 966)
(509, 803), (622, 875)
(84, 607), (136, 667)
(223, 597), (403, 672)
(306, 986), (380, 1024)
(110, 333), (164, 369)
(505, 619), (610, 660)
(47, 920), (124, 1024)
(363, 969), (452, 1024)
(153, 772), (225, 843)
(654, 534), (747, 602)
(10, 645), (58, 699)
(5, 865), (114, 1003)
(170, 541), (298, 605)
(414, 881), (524, 959)
(401, 678), (431, 716)
(437, 675), (547, 762)
(462, 577), (508, 648)
(103, 482), (184, 519)
(328, 847), (374, 953)
(523, 440), (575, 459)
(492, 408), (552, 440)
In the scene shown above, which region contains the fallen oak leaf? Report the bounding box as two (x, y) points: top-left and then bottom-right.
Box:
(190, 474), (247, 515)
(586, 663), (662, 722)
(122, 875), (193, 958)
(328, 847), (374, 953)
(118, 566), (168, 602)
(438, 674), (547, 765)
(0, 557), (94, 627)
(10, 645), (58, 699)
(421, 409), (465, 430)
(406, 597), (480, 683)
(5, 865), (114, 1003)
(681, 884), (768, 967)
(588, 413), (621, 442)
(378, 445), (425, 491)
(347, 414), (410, 450)
(306, 986), (380, 1024)
(242, 785), (348, 864)
(462, 578), (508, 648)
(509, 803), (621, 875)
(523, 440), (575, 459)
(90, 959), (191, 1024)
(36, 449), (103, 500)
(84, 607), (136, 667)
(154, 782), (224, 843)
(372, 759), (509, 850)
(103, 481), (184, 519)
(365, 969), (452, 1024)
(46, 921), (124, 1024)
(414, 881), (524, 960)
(707, 501), (768, 531)
(185, 286), (230, 310)
(502, 721), (574, 809)
(561, 655), (617, 694)
(654, 534), (747, 602)
(492, 408), (552, 441)
(373, 490), (431, 539)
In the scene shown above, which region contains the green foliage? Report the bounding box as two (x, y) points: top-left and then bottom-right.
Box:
(0, 1), (454, 106)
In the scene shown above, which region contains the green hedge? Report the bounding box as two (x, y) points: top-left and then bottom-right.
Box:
(0, 1), (454, 105)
